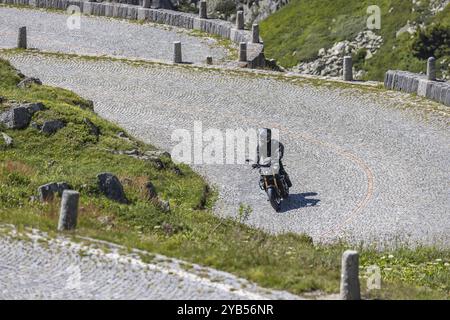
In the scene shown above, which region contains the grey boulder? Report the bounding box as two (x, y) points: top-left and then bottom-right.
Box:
(0, 107), (31, 129)
(1, 132), (13, 147)
(41, 120), (65, 134)
(30, 122), (41, 130)
(171, 166), (183, 176)
(38, 182), (71, 202)
(97, 173), (128, 204)
(23, 102), (45, 115)
(17, 77), (42, 88)
(159, 199), (170, 212)
(145, 181), (157, 200)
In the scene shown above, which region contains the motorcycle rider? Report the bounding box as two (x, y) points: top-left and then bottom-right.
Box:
(253, 128), (293, 188)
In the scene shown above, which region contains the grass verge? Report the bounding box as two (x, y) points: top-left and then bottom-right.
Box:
(0, 56), (449, 299)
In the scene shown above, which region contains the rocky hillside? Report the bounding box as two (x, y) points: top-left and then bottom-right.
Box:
(176, 0), (289, 25)
(209, 0), (289, 25)
(259, 0), (450, 80)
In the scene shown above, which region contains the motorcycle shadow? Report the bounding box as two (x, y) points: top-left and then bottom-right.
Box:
(279, 192), (320, 213)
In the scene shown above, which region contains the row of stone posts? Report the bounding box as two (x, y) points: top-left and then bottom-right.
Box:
(54, 182), (362, 299)
(17, 24), (190, 65)
(54, 189), (362, 299)
(344, 56), (437, 83)
(13, 5), (259, 66)
(142, 0), (151, 8)
(239, 42), (247, 62)
(199, 0), (207, 19)
(340, 250), (361, 300)
(58, 190), (80, 231)
(236, 10), (244, 30)
(18, 26), (27, 49)
(343, 56), (353, 81)
(173, 41), (182, 63)
(55, 190), (363, 300)
(195, 2), (259, 65)
(52, 183), (362, 299)
(427, 57), (436, 81)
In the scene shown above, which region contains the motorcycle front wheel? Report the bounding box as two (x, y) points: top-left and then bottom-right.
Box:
(267, 187), (281, 212)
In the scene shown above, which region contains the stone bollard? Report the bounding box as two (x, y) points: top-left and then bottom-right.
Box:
(173, 41), (182, 63)
(239, 42), (247, 62)
(206, 56), (213, 65)
(17, 26), (27, 49)
(427, 57), (436, 81)
(58, 190), (79, 231)
(236, 10), (244, 30)
(343, 56), (353, 81)
(142, 0), (151, 8)
(340, 250), (361, 300)
(252, 24), (260, 43)
(199, 1), (207, 19)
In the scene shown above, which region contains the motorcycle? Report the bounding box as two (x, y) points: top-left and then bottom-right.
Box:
(249, 160), (290, 212)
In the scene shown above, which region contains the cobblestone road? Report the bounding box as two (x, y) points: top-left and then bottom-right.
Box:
(5, 51), (449, 248)
(0, 6), (229, 63)
(0, 225), (300, 299)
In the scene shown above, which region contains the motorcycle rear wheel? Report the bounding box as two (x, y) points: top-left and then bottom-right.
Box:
(282, 186), (290, 199)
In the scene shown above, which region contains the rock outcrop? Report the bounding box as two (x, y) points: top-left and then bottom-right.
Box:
(293, 31), (383, 79)
(107, 148), (169, 169)
(97, 173), (128, 204)
(1, 132), (13, 147)
(38, 182), (71, 202)
(17, 77), (42, 88)
(41, 120), (66, 134)
(202, 0), (289, 25)
(0, 102), (45, 130)
(145, 181), (158, 200)
(0, 106), (32, 129)
(23, 102), (45, 115)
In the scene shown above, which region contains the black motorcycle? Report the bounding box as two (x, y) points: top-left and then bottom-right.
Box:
(251, 160), (290, 212)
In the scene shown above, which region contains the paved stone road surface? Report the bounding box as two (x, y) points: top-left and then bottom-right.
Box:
(0, 6), (228, 63)
(5, 52), (449, 247)
(0, 225), (300, 299)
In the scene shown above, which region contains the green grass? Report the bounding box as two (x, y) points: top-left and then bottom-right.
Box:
(0, 57), (449, 299)
(260, 0), (450, 80)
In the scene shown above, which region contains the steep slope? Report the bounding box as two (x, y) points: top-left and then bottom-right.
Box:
(260, 0), (450, 80)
